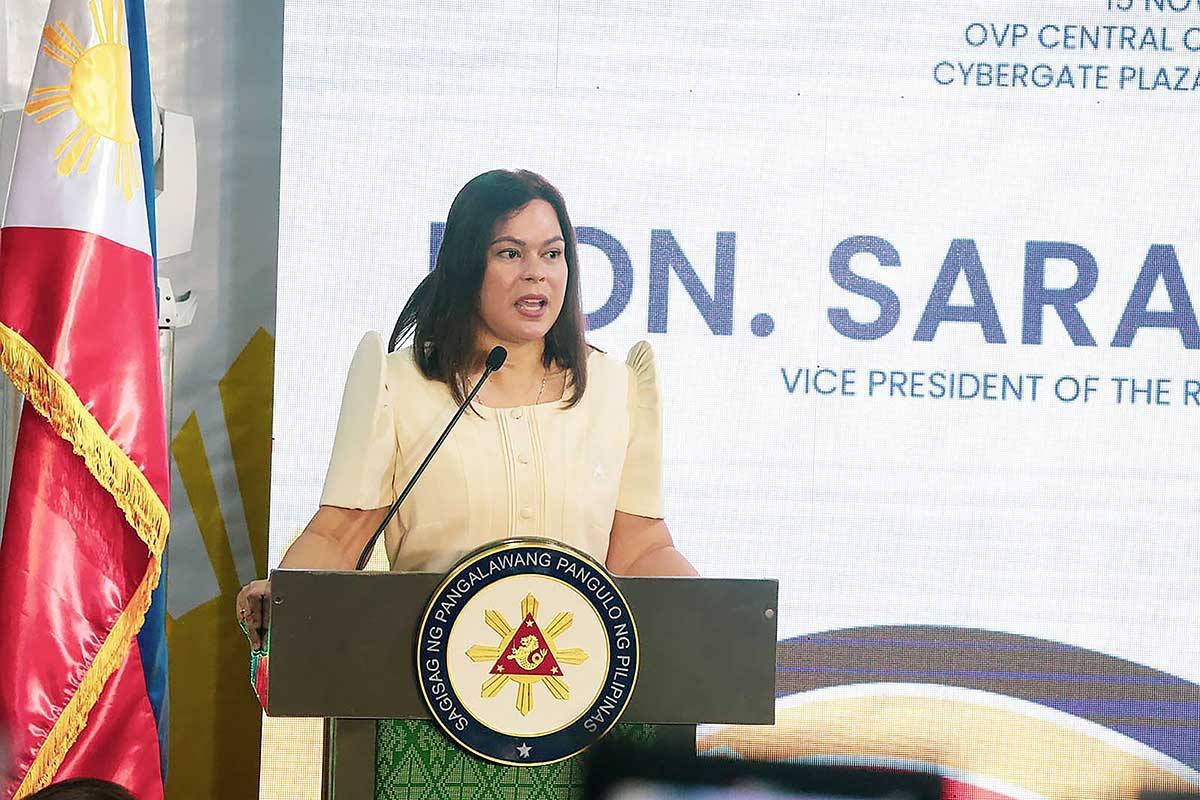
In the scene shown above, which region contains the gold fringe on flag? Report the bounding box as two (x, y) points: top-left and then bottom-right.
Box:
(0, 322), (168, 554)
(15, 561), (161, 798)
(0, 321), (169, 797)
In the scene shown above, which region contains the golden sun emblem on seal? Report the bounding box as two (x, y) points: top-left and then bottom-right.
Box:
(466, 593), (588, 716)
(23, 0), (141, 200)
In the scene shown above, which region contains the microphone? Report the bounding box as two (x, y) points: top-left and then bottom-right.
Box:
(354, 345), (507, 570)
(485, 345), (507, 372)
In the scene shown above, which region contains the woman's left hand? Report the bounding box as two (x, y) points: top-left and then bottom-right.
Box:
(605, 511), (698, 576)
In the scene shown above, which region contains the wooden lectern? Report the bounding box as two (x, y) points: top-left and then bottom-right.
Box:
(267, 569), (778, 800)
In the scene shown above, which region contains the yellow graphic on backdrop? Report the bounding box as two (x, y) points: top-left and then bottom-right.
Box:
(166, 328), (274, 800)
(23, 0), (140, 200)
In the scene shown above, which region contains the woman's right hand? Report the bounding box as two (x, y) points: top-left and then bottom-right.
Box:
(235, 578), (272, 650)
(233, 506), (389, 650)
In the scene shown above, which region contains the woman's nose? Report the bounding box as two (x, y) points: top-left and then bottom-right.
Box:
(521, 260), (546, 282)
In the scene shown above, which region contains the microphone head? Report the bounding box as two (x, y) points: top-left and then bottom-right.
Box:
(485, 346), (507, 371)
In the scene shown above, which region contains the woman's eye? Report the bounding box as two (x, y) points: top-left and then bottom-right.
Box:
(545, 249), (562, 260)
(498, 248), (520, 259)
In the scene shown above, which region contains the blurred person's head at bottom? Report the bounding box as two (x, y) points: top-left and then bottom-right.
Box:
(25, 778), (138, 800)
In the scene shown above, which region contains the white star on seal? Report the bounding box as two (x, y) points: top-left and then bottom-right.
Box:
(517, 742), (532, 758)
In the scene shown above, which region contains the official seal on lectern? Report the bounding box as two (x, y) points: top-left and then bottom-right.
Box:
(416, 538), (640, 765)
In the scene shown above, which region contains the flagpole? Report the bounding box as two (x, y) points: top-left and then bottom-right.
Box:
(0, 104), (22, 536)
(0, 377), (19, 535)
(158, 282), (177, 435)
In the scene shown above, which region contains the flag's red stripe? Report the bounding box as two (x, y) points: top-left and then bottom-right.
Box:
(54, 638), (162, 800)
(0, 226), (168, 501)
(0, 409), (153, 797)
(0, 227), (168, 794)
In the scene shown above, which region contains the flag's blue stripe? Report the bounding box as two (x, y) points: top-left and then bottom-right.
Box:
(138, 579), (169, 780)
(126, 0), (168, 782)
(127, 0), (158, 269)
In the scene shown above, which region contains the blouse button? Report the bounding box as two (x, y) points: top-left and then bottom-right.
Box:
(519, 507), (533, 520)
(518, 453), (530, 465)
(511, 408), (523, 420)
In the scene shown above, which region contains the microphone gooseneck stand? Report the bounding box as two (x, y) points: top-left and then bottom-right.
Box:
(353, 346), (508, 570)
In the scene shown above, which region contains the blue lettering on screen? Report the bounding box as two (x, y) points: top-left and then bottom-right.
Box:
(1112, 244), (1200, 349)
(430, 222), (445, 273)
(576, 226), (634, 330)
(1023, 241), (1098, 346)
(827, 237), (1196, 349)
(827, 235), (902, 340)
(647, 230), (736, 335)
(914, 238), (1006, 344)
(1185, 380), (1199, 406)
(428, 223), (735, 335)
(425, 224), (1198, 350)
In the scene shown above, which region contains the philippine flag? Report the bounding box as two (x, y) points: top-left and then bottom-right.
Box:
(0, 1), (169, 798)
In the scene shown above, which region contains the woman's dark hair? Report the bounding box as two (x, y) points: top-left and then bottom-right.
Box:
(25, 778), (137, 800)
(388, 169), (588, 407)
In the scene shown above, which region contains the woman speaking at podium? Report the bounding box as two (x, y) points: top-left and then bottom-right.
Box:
(236, 169), (695, 645)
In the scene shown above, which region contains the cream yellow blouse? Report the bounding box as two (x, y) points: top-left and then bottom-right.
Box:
(318, 332), (663, 572)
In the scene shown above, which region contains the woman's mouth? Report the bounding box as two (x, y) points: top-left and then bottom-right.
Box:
(515, 295), (549, 318)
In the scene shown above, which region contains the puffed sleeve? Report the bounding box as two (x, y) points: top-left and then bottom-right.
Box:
(615, 340), (664, 519)
(318, 332), (398, 509)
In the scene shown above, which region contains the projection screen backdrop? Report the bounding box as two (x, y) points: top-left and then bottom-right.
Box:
(268, 2), (1200, 798)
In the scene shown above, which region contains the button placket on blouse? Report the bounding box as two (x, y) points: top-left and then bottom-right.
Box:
(506, 407), (538, 535)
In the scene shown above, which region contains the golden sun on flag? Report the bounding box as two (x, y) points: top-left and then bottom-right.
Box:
(23, 0), (140, 201)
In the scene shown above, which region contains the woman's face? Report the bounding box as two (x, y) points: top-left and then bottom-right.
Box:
(477, 198), (568, 349)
